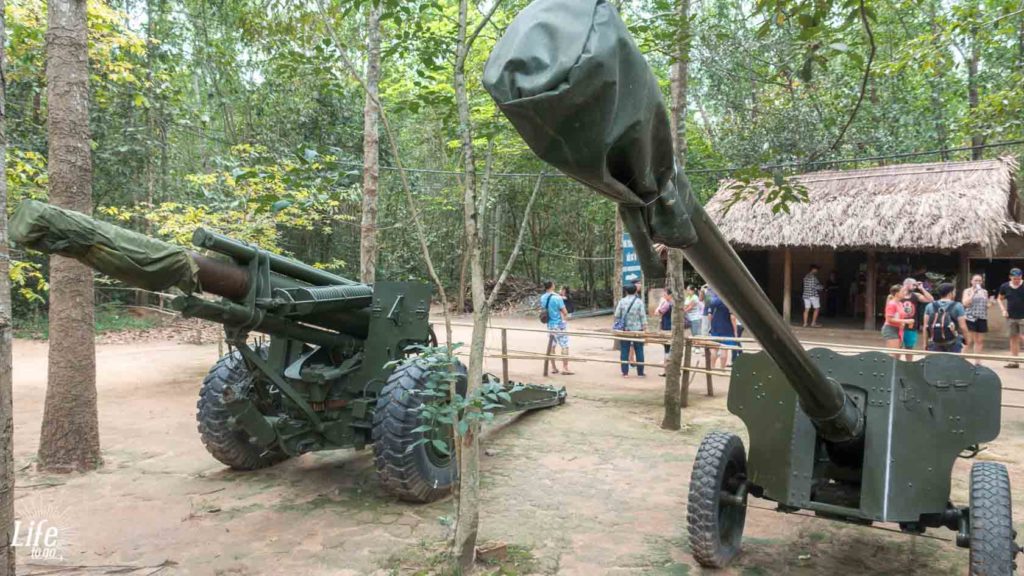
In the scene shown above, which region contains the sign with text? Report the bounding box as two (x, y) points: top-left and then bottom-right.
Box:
(621, 232), (642, 286)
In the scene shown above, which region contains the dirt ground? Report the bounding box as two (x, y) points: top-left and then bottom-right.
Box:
(9, 314), (1024, 575)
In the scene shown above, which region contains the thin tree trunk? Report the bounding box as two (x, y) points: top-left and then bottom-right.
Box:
(661, 250), (686, 430)
(669, 0), (689, 168)
(453, 0), (482, 564)
(0, 0), (16, 569)
(359, 2), (381, 284)
(490, 200), (502, 280)
(967, 22), (983, 160)
(38, 0), (101, 473)
(927, 0), (948, 159)
(662, 0), (690, 430)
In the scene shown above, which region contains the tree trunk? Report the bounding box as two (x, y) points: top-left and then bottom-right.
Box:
(661, 250), (686, 430)
(668, 0), (689, 168)
(452, 0), (486, 569)
(359, 2), (381, 284)
(662, 0), (690, 430)
(927, 0), (948, 159)
(490, 200), (502, 280)
(967, 23), (983, 160)
(0, 1), (16, 570)
(38, 0), (101, 473)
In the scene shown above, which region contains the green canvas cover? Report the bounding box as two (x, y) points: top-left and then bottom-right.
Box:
(10, 199), (200, 293)
(483, 0), (700, 280)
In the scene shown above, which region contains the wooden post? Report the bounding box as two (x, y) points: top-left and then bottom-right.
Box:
(865, 250), (877, 331)
(704, 346), (714, 396)
(958, 250), (971, 293)
(501, 328), (509, 385)
(544, 334), (554, 376)
(782, 247), (792, 324)
(680, 338), (693, 407)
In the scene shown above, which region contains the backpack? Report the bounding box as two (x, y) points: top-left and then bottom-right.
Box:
(539, 294), (551, 324)
(929, 301), (958, 344)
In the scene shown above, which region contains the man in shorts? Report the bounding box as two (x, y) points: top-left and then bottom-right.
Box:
(802, 264), (823, 328)
(998, 268), (1024, 368)
(540, 281), (573, 375)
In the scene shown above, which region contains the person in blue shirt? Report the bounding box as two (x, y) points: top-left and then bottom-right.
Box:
(704, 289), (738, 369)
(540, 281), (573, 375)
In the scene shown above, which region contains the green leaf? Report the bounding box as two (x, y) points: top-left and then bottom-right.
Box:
(431, 439), (450, 455)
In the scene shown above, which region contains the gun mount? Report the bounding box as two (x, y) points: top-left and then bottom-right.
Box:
(484, 1), (1017, 573)
(10, 199), (566, 503)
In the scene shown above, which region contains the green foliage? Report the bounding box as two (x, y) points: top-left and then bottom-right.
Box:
(385, 344), (524, 455)
(4, 0), (1023, 318)
(13, 304), (160, 340)
(101, 144), (360, 258)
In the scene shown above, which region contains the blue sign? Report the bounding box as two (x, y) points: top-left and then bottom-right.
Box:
(621, 232), (642, 286)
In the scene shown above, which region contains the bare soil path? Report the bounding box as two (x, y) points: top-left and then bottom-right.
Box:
(10, 315), (1024, 575)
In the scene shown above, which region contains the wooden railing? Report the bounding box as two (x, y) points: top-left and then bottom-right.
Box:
(443, 321), (1024, 410)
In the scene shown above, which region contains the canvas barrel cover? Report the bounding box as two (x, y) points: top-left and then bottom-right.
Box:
(483, 0), (701, 280)
(9, 199), (200, 293)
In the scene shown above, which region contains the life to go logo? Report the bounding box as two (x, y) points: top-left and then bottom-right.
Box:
(10, 500), (75, 561)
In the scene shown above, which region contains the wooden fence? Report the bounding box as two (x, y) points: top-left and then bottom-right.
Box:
(445, 321), (1024, 411)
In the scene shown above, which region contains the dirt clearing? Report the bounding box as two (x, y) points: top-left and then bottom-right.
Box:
(9, 315), (1024, 575)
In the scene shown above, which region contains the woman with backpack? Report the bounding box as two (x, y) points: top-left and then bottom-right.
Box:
(924, 283), (969, 353)
(962, 274), (990, 362)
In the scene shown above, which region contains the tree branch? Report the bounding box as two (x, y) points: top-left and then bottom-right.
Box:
(463, 0), (505, 62)
(820, 0), (875, 157)
(486, 172), (544, 309)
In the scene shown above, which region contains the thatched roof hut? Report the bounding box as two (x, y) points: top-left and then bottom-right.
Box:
(705, 156), (1021, 256)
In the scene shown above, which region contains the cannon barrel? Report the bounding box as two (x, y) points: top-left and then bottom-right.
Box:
(9, 199), (374, 340)
(483, 0), (863, 443)
(192, 228), (360, 288)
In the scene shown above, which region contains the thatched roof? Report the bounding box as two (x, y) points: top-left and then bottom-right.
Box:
(704, 156), (1022, 255)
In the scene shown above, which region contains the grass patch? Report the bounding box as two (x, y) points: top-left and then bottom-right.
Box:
(14, 304), (160, 340)
(382, 541), (543, 576)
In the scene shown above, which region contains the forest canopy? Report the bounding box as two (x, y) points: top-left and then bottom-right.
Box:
(6, 0), (1024, 314)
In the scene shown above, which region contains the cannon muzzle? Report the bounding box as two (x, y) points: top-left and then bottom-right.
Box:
(483, 0), (863, 443)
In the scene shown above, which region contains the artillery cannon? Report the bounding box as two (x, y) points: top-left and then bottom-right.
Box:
(484, 1), (1017, 572)
(10, 199), (566, 503)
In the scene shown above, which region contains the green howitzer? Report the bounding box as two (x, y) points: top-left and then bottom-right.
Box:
(10, 199), (566, 503)
(485, 1), (1018, 572)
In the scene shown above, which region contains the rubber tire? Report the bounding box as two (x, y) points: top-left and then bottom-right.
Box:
(372, 360), (467, 503)
(687, 431), (748, 568)
(196, 348), (289, 471)
(969, 461), (1017, 576)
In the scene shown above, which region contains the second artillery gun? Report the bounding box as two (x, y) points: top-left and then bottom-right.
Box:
(484, 1), (1018, 573)
(11, 199), (566, 503)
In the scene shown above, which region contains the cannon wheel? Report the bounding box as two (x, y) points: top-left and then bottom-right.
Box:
(196, 347), (289, 470)
(688, 431), (748, 568)
(969, 461), (1017, 576)
(372, 359), (467, 503)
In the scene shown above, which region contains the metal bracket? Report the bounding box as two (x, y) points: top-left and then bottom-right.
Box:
(235, 341), (323, 431)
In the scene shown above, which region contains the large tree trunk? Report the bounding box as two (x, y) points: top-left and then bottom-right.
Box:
(38, 0), (101, 473)
(0, 1), (16, 570)
(359, 2), (381, 284)
(662, 0), (690, 430)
